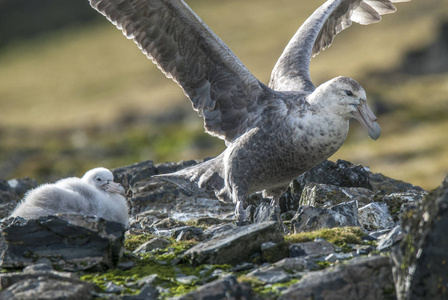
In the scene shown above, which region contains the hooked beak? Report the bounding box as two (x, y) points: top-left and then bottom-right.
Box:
(105, 180), (125, 195)
(351, 100), (381, 140)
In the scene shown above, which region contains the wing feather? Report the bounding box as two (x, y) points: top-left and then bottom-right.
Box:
(89, 0), (269, 142)
(269, 0), (406, 92)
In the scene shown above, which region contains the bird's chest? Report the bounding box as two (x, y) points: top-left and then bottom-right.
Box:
(279, 113), (349, 169)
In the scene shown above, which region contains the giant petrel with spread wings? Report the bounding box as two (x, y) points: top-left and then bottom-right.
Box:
(89, 0), (406, 222)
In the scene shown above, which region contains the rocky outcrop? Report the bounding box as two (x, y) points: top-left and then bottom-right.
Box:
(291, 200), (359, 233)
(279, 256), (395, 300)
(184, 221), (283, 265)
(173, 275), (254, 300)
(391, 175), (448, 300)
(0, 178), (37, 219)
(0, 214), (126, 271)
(113, 160), (234, 220)
(0, 262), (96, 299)
(358, 202), (394, 231)
(280, 160), (372, 211)
(0, 158), (444, 299)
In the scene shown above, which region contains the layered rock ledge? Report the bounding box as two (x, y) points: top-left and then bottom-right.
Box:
(0, 159), (446, 300)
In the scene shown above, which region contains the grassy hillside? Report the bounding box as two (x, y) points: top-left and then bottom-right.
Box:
(0, 0), (447, 189)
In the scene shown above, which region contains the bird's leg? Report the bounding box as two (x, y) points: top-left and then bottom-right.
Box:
(232, 186), (251, 226)
(235, 200), (246, 223)
(270, 196), (290, 234)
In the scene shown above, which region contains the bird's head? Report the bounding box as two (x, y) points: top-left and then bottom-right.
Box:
(82, 167), (125, 195)
(314, 76), (381, 140)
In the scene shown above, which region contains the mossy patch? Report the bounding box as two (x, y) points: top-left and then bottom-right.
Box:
(285, 227), (365, 247)
(124, 233), (156, 252)
(81, 237), (230, 298)
(238, 275), (300, 298)
(262, 241), (290, 263)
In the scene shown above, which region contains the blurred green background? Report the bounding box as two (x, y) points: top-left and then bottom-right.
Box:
(0, 0), (447, 189)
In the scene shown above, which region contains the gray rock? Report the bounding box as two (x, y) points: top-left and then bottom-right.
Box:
(133, 237), (172, 254)
(152, 226), (204, 240)
(253, 202), (278, 223)
(23, 261), (54, 273)
(122, 285), (159, 300)
(113, 160), (234, 219)
(280, 160), (372, 211)
(0, 214), (126, 271)
(325, 252), (357, 263)
(0, 270), (94, 300)
(175, 275), (199, 285)
(300, 183), (374, 208)
(377, 225), (403, 252)
(104, 281), (125, 293)
(152, 217), (186, 229)
(273, 257), (320, 272)
(369, 172), (425, 196)
(172, 275), (254, 300)
(0, 178), (38, 219)
(261, 241), (277, 251)
(176, 227), (204, 241)
(291, 200), (359, 233)
(330, 200), (359, 225)
(247, 266), (291, 284)
(135, 274), (159, 288)
(203, 223), (235, 239)
(358, 202), (394, 231)
(129, 210), (163, 231)
(0, 278), (94, 300)
(367, 227), (394, 239)
(391, 175), (448, 300)
(381, 191), (427, 220)
(230, 262), (257, 272)
(117, 260), (136, 270)
(279, 256), (395, 300)
(261, 241), (290, 263)
(0, 178), (38, 204)
(196, 217), (226, 227)
(183, 221), (283, 265)
(290, 239), (340, 258)
(0, 202), (19, 221)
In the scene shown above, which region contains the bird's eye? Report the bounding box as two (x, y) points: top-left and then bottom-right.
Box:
(345, 90), (353, 96)
(96, 178), (102, 182)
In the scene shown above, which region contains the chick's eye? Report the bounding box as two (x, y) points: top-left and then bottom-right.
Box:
(96, 178), (102, 182)
(345, 90), (353, 96)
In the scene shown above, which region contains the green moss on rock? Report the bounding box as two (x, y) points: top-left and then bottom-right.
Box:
(81, 237), (230, 299)
(285, 227), (365, 247)
(124, 233), (156, 252)
(262, 241), (290, 263)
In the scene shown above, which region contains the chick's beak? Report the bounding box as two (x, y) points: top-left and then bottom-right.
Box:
(105, 180), (125, 195)
(351, 100), (381, 140)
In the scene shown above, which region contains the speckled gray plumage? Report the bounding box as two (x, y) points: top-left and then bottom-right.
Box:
(89, 0), (404, 220)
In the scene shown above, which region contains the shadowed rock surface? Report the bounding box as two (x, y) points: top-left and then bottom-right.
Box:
(184, 221), (283, 265)
(392, 175), (448, 300)
(0, 214), (126, 271)
(0, 158), (443, 299)
(0, 269), (96, 300)
(173, 275), (254, 300)
(291, 200), (359, 233)
(279, 256), (395, 300)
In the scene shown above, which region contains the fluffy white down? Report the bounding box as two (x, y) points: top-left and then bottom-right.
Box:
(10, 168), (129, 226)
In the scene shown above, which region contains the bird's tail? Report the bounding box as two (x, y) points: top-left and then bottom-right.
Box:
(153, 155), (230, 202)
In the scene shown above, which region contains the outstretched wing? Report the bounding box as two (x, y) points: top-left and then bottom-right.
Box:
(89, 0), (269, 143)
(269, 0), (408, 92)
